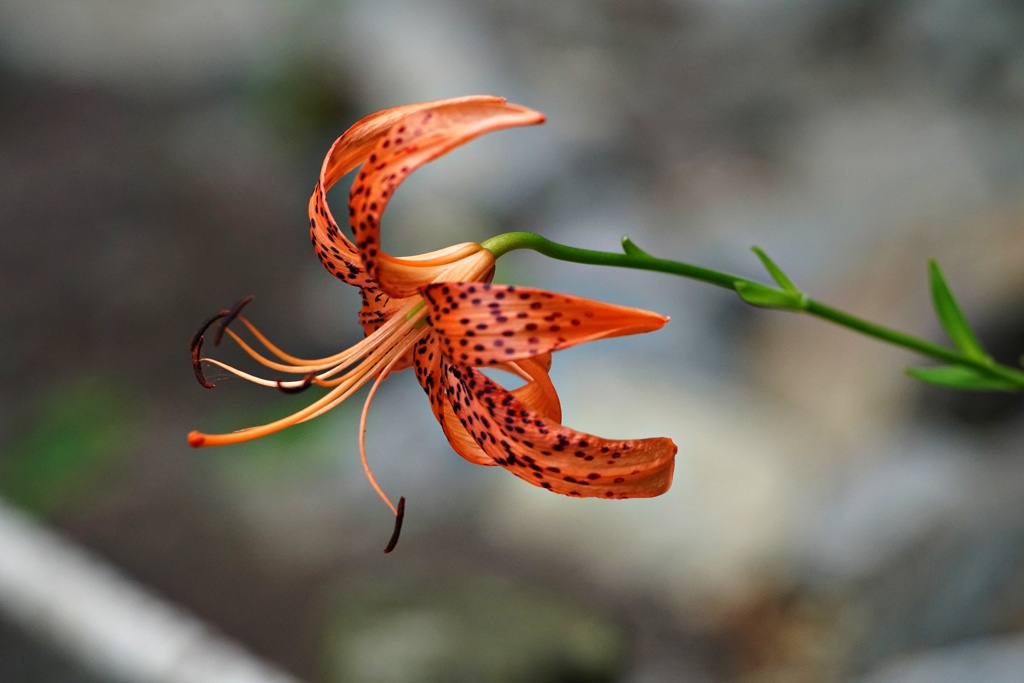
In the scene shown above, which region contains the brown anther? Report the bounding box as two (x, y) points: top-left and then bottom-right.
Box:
(190, 311), (227, 389)
(191, 336), (215, 389)
(276, 371), (318, 394)
(383, 496), (406, 554)
(189, 295), (254, 390)
(214, 295), (254, 346)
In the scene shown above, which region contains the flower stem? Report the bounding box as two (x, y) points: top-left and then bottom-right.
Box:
(482, 231), (1024, 390)
(484, 231), (739, 287)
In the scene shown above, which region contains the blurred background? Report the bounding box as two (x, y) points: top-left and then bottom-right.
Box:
(2, 0), (1024, 681)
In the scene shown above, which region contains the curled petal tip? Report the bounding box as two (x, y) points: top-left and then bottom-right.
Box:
(522, 108), (546, 125)
(187, 431), (206, 448)
(500, 101), (545, 125)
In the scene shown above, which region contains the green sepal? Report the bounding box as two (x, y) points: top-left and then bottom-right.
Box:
(928, 259), (987, 362)
(735, 281), (806, 310)
(621, 236), (652, 258)
(905, 364), (1018, 391)
(751, 246), (799, 293)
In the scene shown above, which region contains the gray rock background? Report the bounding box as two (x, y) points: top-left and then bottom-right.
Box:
(2, 0), (1023, 681)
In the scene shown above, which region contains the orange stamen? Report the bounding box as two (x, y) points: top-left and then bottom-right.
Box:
(188, 304), (429, 447)
(357, 348), (408, 516)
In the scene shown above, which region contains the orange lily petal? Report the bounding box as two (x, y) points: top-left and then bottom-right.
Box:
(503, 354), (561, 424)
(441, 361), (676, 498)
(309, 182), (367, 287)
(323, 96), (511, 188)
(411, 333), (492, 465)
(357, 286), (407, 336)
(355, 286), (419, 373)
(377, 243), (496, 301)
(422, 283), (669, 365)
(309, 96), (522, 290)
(347, 99), (544, 296)
(414, 334), (562, 467)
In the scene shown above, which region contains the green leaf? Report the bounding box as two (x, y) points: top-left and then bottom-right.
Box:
(621, 236), (651, 258)
(734, 281), (806, 310)
(905, 365), (1019, 391)
(751, 246), (799, 293)
(928, 259), (987, 361)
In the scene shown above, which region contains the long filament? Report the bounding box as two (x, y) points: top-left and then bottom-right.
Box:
(233, 306), (416, 368)
(357, 347), (408, 515)
(189, 301), (430, 447)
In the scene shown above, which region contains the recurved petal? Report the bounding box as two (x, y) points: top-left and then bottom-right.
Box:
(348, 99), (544, 293)
(310, 177), (368, 287)
(441, 361), (676, 498)
(412, 332), (494, 466)
(414, 337), (561, 466)
(322, 96), (511, 188)
(309, 96), (522, 289)
(439, 396), (495, 466)
(504, 354), (561, 424)
(422, 283), (669, 366)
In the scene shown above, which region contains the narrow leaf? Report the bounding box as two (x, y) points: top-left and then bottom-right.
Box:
(929, 259), (987, 361)
(621, 236), (652, 258)
(751, 246), (799, 293)
(735, 281), (805, 310)
(905, 365), (1018, 391)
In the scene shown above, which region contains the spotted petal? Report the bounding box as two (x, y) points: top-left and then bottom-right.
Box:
(422, 283), (669, 366)
(323, 97), (512, 187)
(439, 360), (675, 498)
(347, 99), (544, 296)
(414, 333), (561, 466)
(309, 97), (517, 288)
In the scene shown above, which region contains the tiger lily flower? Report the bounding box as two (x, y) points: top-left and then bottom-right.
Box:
(189, 96), (676, 546)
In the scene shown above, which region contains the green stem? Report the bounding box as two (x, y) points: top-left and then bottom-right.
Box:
(482, 231), (1024, 390)
(484, 231), (741, 288)
(801, 299), (979, 369)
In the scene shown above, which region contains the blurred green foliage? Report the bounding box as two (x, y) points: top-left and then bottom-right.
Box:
(1, 378), (131, 518)
(319, 572), (623, 683)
